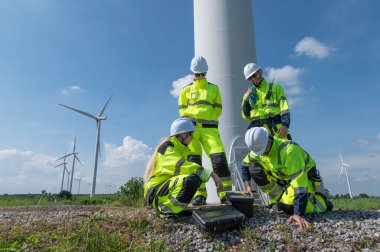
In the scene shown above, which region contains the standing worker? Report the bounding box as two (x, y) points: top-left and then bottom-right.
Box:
(144, 118), (223, 219)
(242, 63), (291, 139)
(178, 56), (232, 205)
(242, 127), (333, 229)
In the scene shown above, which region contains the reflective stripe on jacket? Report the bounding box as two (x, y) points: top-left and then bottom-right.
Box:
(144, 136), (212, 199)
(179, 78), (222, 125)
(241, 79), (290, 127)
(242, 137), (316, 215)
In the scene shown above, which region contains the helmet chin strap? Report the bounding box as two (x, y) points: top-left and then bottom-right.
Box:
(177, 134), (188, 146)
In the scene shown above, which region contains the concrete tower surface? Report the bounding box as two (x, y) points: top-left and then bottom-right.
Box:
(194, 0), (257, 201)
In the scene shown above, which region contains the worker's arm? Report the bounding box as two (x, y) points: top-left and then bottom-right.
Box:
(241, 95), (252, 121)
(178, 87), (188, 117)
(284, 145), (309, 217)
(275, 84), (290, 138)
(213, 87), (223, 119)
(242, 155), (253, 195)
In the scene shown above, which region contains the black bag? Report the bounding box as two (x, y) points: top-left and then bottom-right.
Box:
(226, 191), (255, 218)
(192, 205), (245, 232)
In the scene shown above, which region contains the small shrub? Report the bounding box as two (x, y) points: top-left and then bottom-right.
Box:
(57, 190), (72, 200)
(117, 177), (145, 207)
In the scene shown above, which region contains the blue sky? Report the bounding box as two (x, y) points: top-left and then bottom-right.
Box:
(0, 0), (379, 196)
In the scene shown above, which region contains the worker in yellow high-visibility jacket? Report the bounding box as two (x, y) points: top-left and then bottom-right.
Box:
(144, 118), (223, 219)
(242, 63), (291, 139)
(243, 127), (333, 230)
(178, 56), (232, 205)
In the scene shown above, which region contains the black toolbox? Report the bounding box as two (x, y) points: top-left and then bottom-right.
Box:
(226, 191), (255, 218)
(192, 205), (245, 232)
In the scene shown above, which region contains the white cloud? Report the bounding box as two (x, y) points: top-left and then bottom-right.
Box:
(61, 85), (84, 96)
(266, 65), (304, 106)
(0, 149), (59, 194)
(287, 97), (303, 107)
(0, 136), (154, 195)
(294, 37), (333, 59)
(266, 65), (303, 89)
(318, 152), (380, 196)
(103, 136), (152, 179)
(377, 133), (380, 140)
(170, 74), (193, 98)
(354, 139), (370, 147)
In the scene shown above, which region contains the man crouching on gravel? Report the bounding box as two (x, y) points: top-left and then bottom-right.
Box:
(242, 127), (333, 230)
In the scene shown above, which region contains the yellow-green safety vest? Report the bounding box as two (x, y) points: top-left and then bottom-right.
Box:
(179, 78), (222, 126)
(144, 136), (212, 199)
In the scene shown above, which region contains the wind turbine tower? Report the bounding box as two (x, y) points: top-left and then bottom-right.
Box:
(60, 95), (112, 197)
(339, 151), (353, 198)
(194, 0), (257, 201)
(74, 176), (83, 195)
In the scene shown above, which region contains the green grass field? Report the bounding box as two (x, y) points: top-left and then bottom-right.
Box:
(330, 197), (380, 210)
(1, 194), (379, 210)
(0, 194), (379, 251)
(0, 193), (145, 208)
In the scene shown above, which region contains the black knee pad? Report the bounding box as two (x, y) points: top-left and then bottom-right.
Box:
(176, 175), (202, 204)
(188, 155), (202, 166)
(248, 162), (270, 186)
(210, 152), (231, 177)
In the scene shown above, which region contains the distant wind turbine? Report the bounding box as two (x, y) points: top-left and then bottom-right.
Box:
(59, 95), (112, 197)
(339, 151), (353, 198)
(54, 153), (69, 192)
(56, 137), (82, 193)
(74, 176), (83, 195)
(56, 140), (82, 192)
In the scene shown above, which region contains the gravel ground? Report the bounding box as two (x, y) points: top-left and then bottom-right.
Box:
(0, 205), (379, 251)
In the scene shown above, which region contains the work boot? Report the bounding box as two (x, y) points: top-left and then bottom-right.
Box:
(159, 212), (177, 222)
(190, 196), (207, 206)
(326, 200), (334, 212)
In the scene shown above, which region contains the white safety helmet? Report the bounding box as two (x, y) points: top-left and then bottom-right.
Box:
(243, 63), (261, 80)
(245, 127), (269, 156)
(190, 56), (208, 73)
(170, 118), (195, 136)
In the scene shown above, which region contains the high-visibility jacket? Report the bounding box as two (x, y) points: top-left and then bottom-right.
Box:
(144, 136), (212, 200)
(179, 78), (222, 126)
(242, 137), (316, 216)
(241, 79), (290, 130)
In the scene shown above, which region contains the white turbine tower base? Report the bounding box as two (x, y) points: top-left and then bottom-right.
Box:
(339, 151), (353, 198)
(60, 95), (112, 197)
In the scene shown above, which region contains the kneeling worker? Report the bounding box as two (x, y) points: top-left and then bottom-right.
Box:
(242, 127), (333, 229)
(144, 118), (223, 219)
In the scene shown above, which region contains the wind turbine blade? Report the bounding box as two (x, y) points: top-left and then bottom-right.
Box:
(54, 163), (64, 168)
(75, 154), (82, 165)
(339, 166), (344, 177)
(338, 151), (344, 163)
(55, 162), (68, 168)
(56, 153), (74, 161)
(73, 136), (77, 152)
(98, 95), (112, 117)
(59, 104), (98, 120)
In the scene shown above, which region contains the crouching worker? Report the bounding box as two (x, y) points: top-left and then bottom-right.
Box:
(242, 127), (333, 229)
(144, 118), (223, 219)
